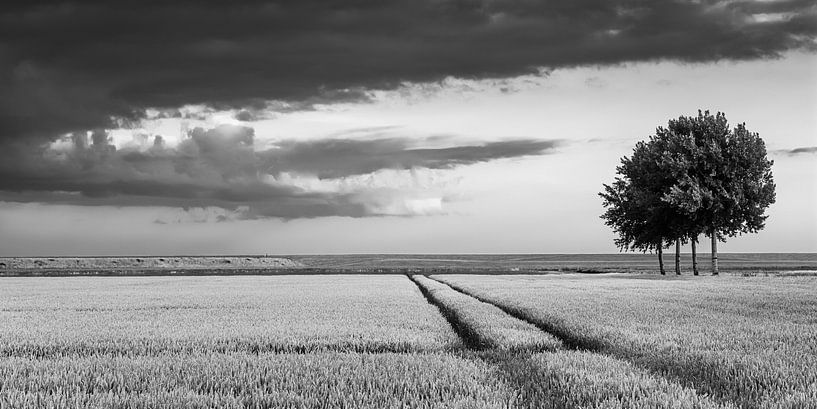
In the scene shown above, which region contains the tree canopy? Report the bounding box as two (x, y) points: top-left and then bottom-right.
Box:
(600, 111), (776, 273)
(658, 111), (776, 239)
(600, 139), (683, 253)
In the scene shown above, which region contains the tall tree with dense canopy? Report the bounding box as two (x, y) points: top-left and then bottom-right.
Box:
(601, 111), (776, 275)
(600, 138), (686, 274)
(660, 111), (776, 275)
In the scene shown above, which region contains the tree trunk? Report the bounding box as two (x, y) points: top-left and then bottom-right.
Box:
(691, 237), (699, 276)
(711, 231), (719, 276)
(675, 239), (681, 275)
(658, 245), (665, 275)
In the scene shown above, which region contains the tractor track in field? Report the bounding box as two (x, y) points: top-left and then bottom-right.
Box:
(423, 275), (606, 352)
(406, 274), (488, 350)
(418, 275), (742, 409)
(415, 274), (602, 352)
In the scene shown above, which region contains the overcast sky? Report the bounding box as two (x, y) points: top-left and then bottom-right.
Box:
(1, 0), (815, 255)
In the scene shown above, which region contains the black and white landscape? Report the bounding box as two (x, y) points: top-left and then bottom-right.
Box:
(0, 0), (815, 408)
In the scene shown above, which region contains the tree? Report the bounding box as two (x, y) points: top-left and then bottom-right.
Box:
(601, 111), (775, 276)
(660, 111), (776, 275)
(600, 138), (687, 274)
(651, 120), (709, 275)
(600, 174), (667, 273)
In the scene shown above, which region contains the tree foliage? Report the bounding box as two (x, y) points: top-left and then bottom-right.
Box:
(599, 139), (684, 253)
(659, 111), (776, 240)
(600, 110), (776, 263)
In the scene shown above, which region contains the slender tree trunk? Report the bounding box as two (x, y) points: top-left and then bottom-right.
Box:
(675, 239), (681, 275)
(657, 244), (665, 275)
(691, 237), (699, 276)
(711, 231), (719, 276)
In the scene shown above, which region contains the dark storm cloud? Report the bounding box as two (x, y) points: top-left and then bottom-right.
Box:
(1, 0), (815, 141)
(0, 124), (559, 218)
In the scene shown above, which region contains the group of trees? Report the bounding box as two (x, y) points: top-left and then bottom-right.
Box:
(600, 111), (776, 275)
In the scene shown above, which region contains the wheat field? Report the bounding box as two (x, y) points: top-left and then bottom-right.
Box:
(1, 273), (815, 408)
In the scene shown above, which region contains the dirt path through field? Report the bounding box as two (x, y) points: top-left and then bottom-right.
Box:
(429, 276), (606, 352)
(413, 275), (729, 408)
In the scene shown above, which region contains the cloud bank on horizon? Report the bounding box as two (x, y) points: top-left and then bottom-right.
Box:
(0, 124), (560, 218)
(1, 0), (815, 219)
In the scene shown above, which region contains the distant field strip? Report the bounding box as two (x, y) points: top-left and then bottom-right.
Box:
(288, 253), (817, 272)
(434, 274), (817, 409)
(0, 275), (461, 356)
(410, 275), (561, 351)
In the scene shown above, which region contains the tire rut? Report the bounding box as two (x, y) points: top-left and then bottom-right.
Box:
(425, 275), (605, 352)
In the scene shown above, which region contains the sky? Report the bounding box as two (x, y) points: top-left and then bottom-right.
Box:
(0, 0), (815, 255)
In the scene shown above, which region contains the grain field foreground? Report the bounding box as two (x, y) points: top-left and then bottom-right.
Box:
(433, 274), (817, 408)
(1, 273), (815, 408)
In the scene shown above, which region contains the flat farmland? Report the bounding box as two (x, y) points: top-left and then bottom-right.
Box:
(3, 253), (816, 276)
(1, 273), (815, 408)
(0, 275), (502, 408)
(289, 253), (817, 273)
(0, 275), (460, 355)
(434, 274), (817, 408)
